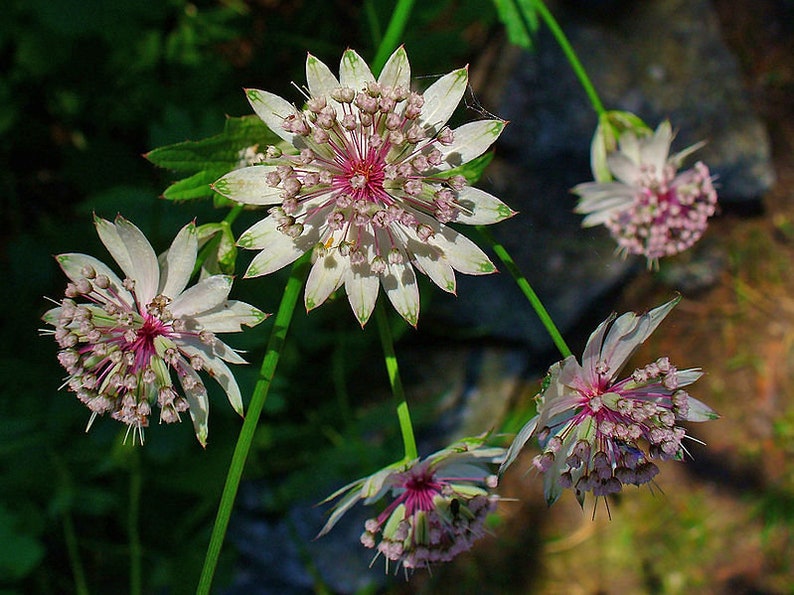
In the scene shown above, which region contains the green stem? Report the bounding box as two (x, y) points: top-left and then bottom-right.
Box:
(193, 203), (245, 277)
(196, 258), (308, 595)
(477, 226), (572, 358)
(62, 510), (89, 595)
(375, 301), (418, 461)
(531, 0), (605, 116)
(128, 450), (142, 595)
(371, 0), (417, 75)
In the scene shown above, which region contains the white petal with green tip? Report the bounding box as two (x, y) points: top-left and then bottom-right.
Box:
(412, 249), (456, 294)
(306, 53), (342, 116)
(112, 216), (160, 306)
(180, 335), (247, 365)
(430, 222), (496, 275)
(601, 297), (679, 380)
(159, 222), (197, 299)
(684, 395), (719, 422)
(377, 46), (410, 90)
(55, 253), (133, 305)
(197, 301), (268, 333)
(381, 260), (419, 326)
(438, 120), (505, 170)
(305, 248), (348, 312)
(213, 165), (282, 205)
(345, 264), (379, 326)
(245, 88), (299, 144)
(180, 343), (244, 416)
(453, 186), (516, 225)
(179, 366), (210, 447)
(419, 67), (468, 133)
(170, 275), (232, 317)
(339, 49), (375, 92)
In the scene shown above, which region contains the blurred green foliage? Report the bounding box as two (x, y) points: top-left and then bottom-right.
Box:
(0, 0), (501, 592)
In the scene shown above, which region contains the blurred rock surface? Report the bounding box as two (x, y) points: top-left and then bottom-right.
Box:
(436, 0), (774, 349)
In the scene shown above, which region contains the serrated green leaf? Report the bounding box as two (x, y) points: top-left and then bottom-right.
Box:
(145, 115), (285, 172)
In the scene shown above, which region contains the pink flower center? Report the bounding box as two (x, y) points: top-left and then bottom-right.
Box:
(128, 315), (169, 356)
(400, 471), (444, 514)
(343, 154), (386, 202)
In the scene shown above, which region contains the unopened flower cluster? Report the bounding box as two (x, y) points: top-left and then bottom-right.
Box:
(319, 436), (503, 572)
(42, 216), (266, 445)
(213, 47), (514, 326)
(501, 297), (718, 506)
(574, 121), (718, 266)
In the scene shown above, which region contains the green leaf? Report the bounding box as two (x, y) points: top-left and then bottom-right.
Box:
(436, 152), (494, 185)
(162, 170), (219, 201)
(0, 505), (44, 582)
(145, 115), (284, 173)
(492, 0), (538, 50)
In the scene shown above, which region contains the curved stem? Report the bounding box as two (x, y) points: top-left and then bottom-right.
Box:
(371, 0), (417, 75)
(532, 0), (605, 116)
(477, 226), (572, 358)
(196, 257), (308, 595)
(375, 301), (418, 461)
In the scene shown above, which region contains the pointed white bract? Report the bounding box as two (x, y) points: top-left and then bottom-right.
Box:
(214, 47), (515, 326)
(573, 121), (718, 267)
(500, 298), (718, 507)
(318, 436), (504, 572)
(42, 216), (268, 446)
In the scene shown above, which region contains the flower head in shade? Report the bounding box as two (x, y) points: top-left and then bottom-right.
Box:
(213, 47), (515, 327)
(41, 216), (268, 446)
(500, 297), (718, 507)
(573, 121), (718, 267)
(318, 436), (504, 572)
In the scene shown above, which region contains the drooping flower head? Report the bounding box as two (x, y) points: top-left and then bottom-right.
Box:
(41, 216), (268, 446)
(500, 297), (718, 507)
(573, 121), (718, 267)
(319, 436), (504, 572)
(213, 47), (515, 326)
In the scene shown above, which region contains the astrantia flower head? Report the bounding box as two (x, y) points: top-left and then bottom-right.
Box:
(41, 216), (268, 446)
(318, 436), (504, 572)
(500, 297), (718, 507)
(573, 120), (718, 267)
(213, 47), (515, 326)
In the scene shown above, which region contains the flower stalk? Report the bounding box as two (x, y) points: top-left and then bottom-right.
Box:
(532, 0), (606, 116)
(375, 301), (418, 461)
(196, 256), (308, 595)
(371, 0), (416, 75)
(476, 225), (571, 358)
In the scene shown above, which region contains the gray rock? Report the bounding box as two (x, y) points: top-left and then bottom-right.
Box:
(433, 0), (772, 348)
(496, 0), (775, 202)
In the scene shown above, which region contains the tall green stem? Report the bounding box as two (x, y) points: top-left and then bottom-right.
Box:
(375, 301), (418, 461)
(128, 450), (142, 595)
(477, 226), (572, 358)
(371, 0), (416, 75)
(532, 0), (605, 116)
(196, 258), (308, 595)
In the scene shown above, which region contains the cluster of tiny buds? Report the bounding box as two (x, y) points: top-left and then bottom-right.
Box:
(608, 160), (717, 261)
(533, 356), (695, 497)
(360, 492), (497, 570)
(256, 80), (473, 271)
(534, 433), (660, 498)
